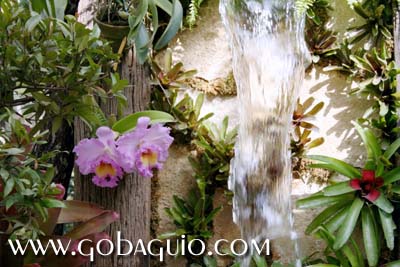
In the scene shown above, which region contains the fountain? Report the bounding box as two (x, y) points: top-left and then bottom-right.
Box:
(220, 0), (310, 265)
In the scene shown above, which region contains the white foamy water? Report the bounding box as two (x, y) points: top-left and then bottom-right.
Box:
(220, 0), (310, 266)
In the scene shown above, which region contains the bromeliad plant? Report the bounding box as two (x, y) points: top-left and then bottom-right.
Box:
(291, 97), (325, 160)
(297, 123), (400, 266)
(349, 46), (399, 143)
(74, 111), (175, 187)
(189, 117), (237, 191)
(346, 0), (393, 50)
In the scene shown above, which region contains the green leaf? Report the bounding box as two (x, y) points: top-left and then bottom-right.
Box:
(378, 209), (395, 250)
(154, 0), (183, 50)
(51, 116), (63, 135)
(323, 181), (355, 196)
(112, 111), (175, 133)
(383, 167), (400, 185)
(373, 194), (394, 213)
(203, 256), (217, 267)
(361, 206), (379, 267)
(383, 137), (400, 160)
(4, 178), (15, 197)
(134, 22), (150, 64)
(306, 202), (350, 234)
(325, 205), (350, 233)
(307, 155), (361, 178)
(386, 260), (400, 267)
(155, 0), (173, 15)
(333, 197), (364, 250)
(158, 229), (186, 239)
(130, 0), (148, 29)
(44, 167), (55, 184)
(353, 122), (381, 162)
(297, 193), (354, 209)
(25, 14), (42, 31)
(1, 148), (25, 155)
(40, 198), (66, 208)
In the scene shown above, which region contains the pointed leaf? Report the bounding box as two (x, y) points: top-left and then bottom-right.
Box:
(379, 209), (395, 250)
(154, 0), (183, 50)
(333, 198), (364, 250)
(58, 200), (105, 224)
(323, 181), (356, 196)
(307, 155), (361, 178)
(361, 206), (379, 267)
(65, 211), (119, 239)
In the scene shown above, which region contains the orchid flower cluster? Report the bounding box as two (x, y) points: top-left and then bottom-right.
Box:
(73, 117), (174, 188)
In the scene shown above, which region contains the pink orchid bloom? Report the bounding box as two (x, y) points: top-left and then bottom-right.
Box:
(350, 170), (384, 202)
(117, 117), (173, 178)
(73, 127), (124, 188)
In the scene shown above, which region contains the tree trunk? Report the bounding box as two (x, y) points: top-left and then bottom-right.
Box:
(74, 50), (151, 267)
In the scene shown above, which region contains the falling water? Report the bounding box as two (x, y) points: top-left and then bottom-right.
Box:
(220, 0), (310, 266)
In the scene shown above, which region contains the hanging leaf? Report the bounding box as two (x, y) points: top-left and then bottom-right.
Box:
(154, 0), (183, 50)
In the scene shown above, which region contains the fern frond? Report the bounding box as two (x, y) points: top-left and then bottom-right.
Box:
(295, 0), (316, 16)
(186, 0), (204, 29)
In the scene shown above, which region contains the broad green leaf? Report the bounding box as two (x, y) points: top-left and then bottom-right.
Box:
(392, 185), (400, 194)
(306, 202), (350, 234)
(342, 245), (360, 267)
(154, 0), (183, 50)
(333, 198), (364, 250)
(307, 155), (361, 178)
(297, 193), (354, 209)
(112, 110), (175, 133)
(325, 205), (350, 233)
(353, 122), (381, 162)
(40, 198), (66, 208)
(361, 207), (379, 267)
(134, 22), (150, 64)
(383, 137), (400, 160)
(4, 178), (15, 197)
(379, 209), (395, 250)
(25, 14), (42, 31)
(373, 194), (394, 214)
(130, 0), (148, 29)
(383, 167), (400, 185)
(386, 260), (400, 267)
(323, 181), (355, 196)
(155, 0), (173, 15)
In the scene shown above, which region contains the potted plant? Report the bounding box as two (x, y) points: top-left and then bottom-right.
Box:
(95, 0), (183, 62)
(94, 0), (131, 52)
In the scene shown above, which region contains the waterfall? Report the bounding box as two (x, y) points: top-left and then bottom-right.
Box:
(220, 0), (310, 265)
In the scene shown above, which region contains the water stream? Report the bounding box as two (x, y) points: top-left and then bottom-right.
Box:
(220, 0), (310, 265)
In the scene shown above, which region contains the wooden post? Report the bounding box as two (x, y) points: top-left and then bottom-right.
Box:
(74, 50), (151, 267)
(75, 3), (151, 266)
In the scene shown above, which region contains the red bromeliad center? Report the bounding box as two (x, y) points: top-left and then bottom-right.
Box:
(350, 170), (384, 202)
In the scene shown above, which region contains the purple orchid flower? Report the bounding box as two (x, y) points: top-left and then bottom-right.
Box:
(117, 117), (174, 178)
(73, 127), (124, 188)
